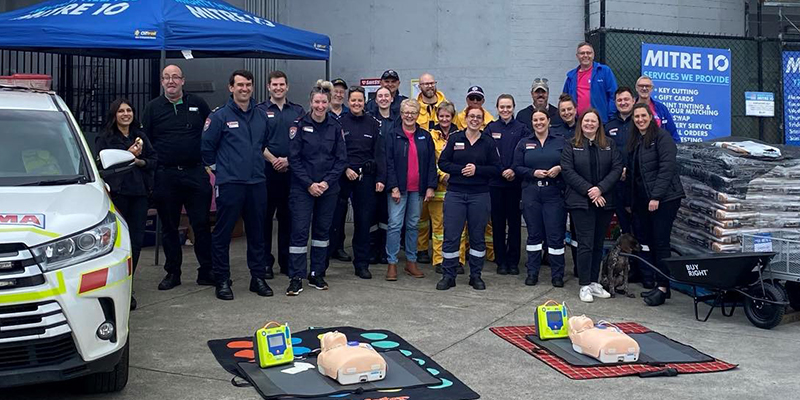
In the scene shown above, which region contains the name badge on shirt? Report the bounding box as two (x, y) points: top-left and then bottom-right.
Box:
(266, 111), (275, 118)
(492, 132), (502, 139)
(525, 143), (537, 150)
(189, 106), (199, 112)
(417, 136), (425, 140)
(227, 121), (239, 129)
(303, 126), (314, 133)
(608, 128), (618, 136)
(364, 134), (372, 138)
(454, 142), (465, 150)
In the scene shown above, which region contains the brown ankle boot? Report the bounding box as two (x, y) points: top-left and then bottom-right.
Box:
(405, 261), (424, 278)
(386, 264), (398, 281)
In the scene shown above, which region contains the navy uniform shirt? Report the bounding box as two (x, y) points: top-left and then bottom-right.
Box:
(339, 112), (386, 184)
(141, 93), (211, 167)
(515, 104), (564, 133)
(289, 112), (348, 192)
(438, 130), (501, 194)
(512, 132), (565, 189)
(366, 93), (407, 118)
(201, 97), (268, 185)
(256, 99), (304, 159)
(550, 122), (576, 139)
(604, 112), (632, 165)
(485, 117), (529, 188)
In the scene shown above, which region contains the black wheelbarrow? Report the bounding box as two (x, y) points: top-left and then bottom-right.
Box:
(621, 252), (789, 329)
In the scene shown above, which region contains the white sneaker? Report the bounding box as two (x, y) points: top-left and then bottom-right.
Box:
(590, 282), (611, 299)
(580, 286), (594, 303)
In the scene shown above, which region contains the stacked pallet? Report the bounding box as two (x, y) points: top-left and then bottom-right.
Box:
(673, 141), (800, 253)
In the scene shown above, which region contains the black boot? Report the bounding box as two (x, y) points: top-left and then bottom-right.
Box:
(332, 249), (352, 262)
(215, 280), (234, 300)
(158, 273), (181, 290)
(417, 251), (431, 264)
(249, 277), (274, 297)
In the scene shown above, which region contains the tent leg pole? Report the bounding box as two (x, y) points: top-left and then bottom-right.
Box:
(159, 50), (166, 95)
(325, 59), (330, 81)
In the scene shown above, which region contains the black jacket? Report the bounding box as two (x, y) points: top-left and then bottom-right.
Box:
(95, 127), (157, 197)
(385, 123), (437, 194)
(561, 136), (622, 210)
(626, 128), (685, 205)
(438, 130), (501, 194)
(339, 112), (386, 185)
(516, 104), (564, 132)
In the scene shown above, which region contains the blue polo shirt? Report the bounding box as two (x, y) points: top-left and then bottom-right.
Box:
(485, 117), (528, 188)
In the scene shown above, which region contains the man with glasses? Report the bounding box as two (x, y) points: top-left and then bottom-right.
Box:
(562, 42), (618, 123)
(416, 73), (448, 132)
(142, 65), (214, 291)
(515, 78), (563, 132)
(634, 75), (679, 142)
(415, 73), (448, 265)
(455, 86), (494, 130)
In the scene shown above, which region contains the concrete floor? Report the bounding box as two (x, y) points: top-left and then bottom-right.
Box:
(7, 230), (800, 399)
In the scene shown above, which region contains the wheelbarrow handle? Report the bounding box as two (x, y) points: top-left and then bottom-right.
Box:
(619, 253), (680, 285)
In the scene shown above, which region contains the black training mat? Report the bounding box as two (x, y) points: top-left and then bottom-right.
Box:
(238, 351), (439, 398)
(208, 326), (480, 400)
(526, 332), (714, 367)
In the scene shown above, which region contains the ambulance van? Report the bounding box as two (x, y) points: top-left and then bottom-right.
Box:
(0, 84), (133, 392)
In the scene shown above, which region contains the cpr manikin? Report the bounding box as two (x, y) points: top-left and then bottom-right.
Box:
(568, 316), (640, 363)
(317, 331), (387, 385)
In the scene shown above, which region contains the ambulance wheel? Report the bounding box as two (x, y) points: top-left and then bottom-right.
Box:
(744, 283), (786, 330)
(77, 339), (130, 393)
(785, 281), (800, 311)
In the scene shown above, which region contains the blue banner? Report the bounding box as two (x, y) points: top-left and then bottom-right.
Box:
(783, 51), (800, 146)
(641, 43), (731, 142)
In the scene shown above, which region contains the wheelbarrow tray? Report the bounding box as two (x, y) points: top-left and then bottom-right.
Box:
(662, 252), (776, 290)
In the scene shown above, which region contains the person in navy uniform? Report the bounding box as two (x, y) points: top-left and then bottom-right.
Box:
(328, 78), (353, 262)
(369, 87), (397, 265)
(257, 70), (305, 279)
(329, 86), (386, 279)
(286, 80), (348, 296)
(437, 106), (501, 291)
(202, 70), (273, 300)
(512, 107), (567, 287)
(561, 108), (622, 303)
(486, 94), (526, 276)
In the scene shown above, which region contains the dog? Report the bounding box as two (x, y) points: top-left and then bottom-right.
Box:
(599, 233), (641, 298)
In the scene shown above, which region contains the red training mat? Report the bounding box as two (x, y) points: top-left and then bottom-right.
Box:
(490, 324), (737, 380)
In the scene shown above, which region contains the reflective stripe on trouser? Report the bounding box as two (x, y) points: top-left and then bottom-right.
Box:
(211, 183), (268, 283)
(288, 186), (338, 279)
(417, 200), (431, 253)
(442, 191), (490, 278)
(521, 184), (566, 280)
(429, 201), (467, 266)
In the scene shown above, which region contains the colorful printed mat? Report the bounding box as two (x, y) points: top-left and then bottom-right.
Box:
(491, 323), (737, 380)
(209, 326), (480, 399)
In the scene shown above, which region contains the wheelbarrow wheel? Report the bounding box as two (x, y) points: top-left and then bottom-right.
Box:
(744, 283), (786, 330)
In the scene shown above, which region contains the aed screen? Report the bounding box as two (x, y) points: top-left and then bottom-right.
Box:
(268, 334), (285, 348)
(547, 311), (562, 323)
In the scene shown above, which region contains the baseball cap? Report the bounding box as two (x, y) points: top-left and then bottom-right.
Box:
(466, 85), (485, 99)
(331, 78), (348, 88)
(531, 78), (549, 92)
(381, 70), (400, 80)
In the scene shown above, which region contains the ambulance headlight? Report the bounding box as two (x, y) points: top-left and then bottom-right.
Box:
(32, 213), (118, 271)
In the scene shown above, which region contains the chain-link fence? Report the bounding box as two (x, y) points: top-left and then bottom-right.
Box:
(588, 28), (790, 144)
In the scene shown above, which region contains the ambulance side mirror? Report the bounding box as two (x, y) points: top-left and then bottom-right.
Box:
(99, 149), (135, 170)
